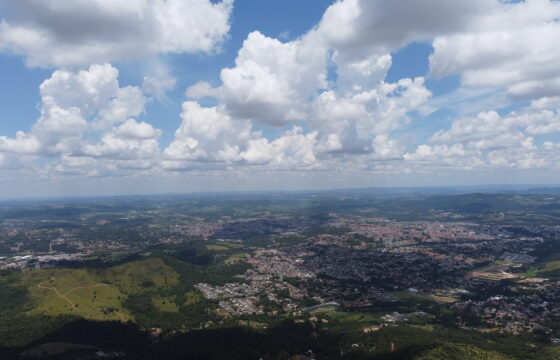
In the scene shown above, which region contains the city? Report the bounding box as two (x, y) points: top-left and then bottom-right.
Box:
(1, 190), (560, 359)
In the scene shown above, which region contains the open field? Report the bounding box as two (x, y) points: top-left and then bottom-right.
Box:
(23, 269), (131, 322)
(539, 260), (560, 273)
(519, 251), (560, 280)
(152, 296), (179, 312)
(391, 291), (458, 305)
(184, 290), (202, 306)
(224, 253), (246, 264)
(100, 257), (180, 294)
(206, 245), (229, 251)
(217, 242), (244, 249)
(428, 295), (458, 304)
(466, 264), (519, 281)
(16, 257), (181, 322)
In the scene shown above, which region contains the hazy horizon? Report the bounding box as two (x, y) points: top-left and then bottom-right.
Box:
(2, 182), (560, 202)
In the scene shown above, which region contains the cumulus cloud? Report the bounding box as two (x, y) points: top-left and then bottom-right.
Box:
(431, 106), (560, 147)
(180, 0), (438, 164)
(3, 0), (560, 186)
(142, 75), (177, 103)
(81, 120), (161, 160)
(185, 81), (215, 99)
(0, 64), (163, 180)
(164, 102), (255, 163)
(0, 0), (234, 67)
(0, 131), (41, 154)
(429, 0), (560, 99)
(215, 31), (328, 126)
(406, 99), (560, 171)
(312, 78), (431, 156)
(242, 127), (319, 168)
(163, 101), (325, 170)
(317, 0), (490, 64)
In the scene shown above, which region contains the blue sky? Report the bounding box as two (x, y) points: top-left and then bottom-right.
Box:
(0, 0), (559, 198)
(0, 0), (336, 143)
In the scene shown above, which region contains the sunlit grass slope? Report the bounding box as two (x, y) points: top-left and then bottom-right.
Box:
(18, 257), (180, 322)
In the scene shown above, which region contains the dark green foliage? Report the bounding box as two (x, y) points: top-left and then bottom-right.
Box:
(0, 275), (75, 349)
(141, 322), (318, 360)
(414, 343), (512, 360)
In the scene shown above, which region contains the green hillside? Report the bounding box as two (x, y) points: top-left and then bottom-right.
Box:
(14, 257), (179, 323)
(414, 344), (513, 360)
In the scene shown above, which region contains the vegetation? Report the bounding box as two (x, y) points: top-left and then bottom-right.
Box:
(3, 190), (560, 358)
(414, 343), (512, 360)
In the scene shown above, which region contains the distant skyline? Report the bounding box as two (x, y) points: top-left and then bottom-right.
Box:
(1, 0), (559, 198)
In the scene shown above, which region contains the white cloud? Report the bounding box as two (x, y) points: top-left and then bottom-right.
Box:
(186, 81), (218, 99)
(217, 31), (328, 126)
(317, 0), (491, 64)
(431, 107), (560, 146)
(4, 0), (560, 187)
(0, 64), (159, 169)
(114, 119), (161, 140)
(0, 131), (41, 154)
(404, 144), (469, 161)
(184, 0), (437, 162)
(81, 120), (161, 160)
(142, 75), (177, 103)
(164, 102), (322, 170)
(242, 127), (318, 168)
(312, 77), (431, 156)
(164, 102), (255, 163)
(407, 99), (560, 172)
(430, 0), (560, 99)
(531, 96), (560, 111)
(0, 0), (234, 67)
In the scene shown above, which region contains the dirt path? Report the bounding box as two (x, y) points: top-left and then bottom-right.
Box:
(64, 283), (109, 296)
(115, 311), (127, 322)
(37, 278), (111, 314)
(37, 278), (129, 321)
(38, 281), (78, 311)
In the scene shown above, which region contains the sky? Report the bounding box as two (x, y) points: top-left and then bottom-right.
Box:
(0, 0), (559, 198)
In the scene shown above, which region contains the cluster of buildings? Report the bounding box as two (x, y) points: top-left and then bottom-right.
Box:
(3, 205), (560, 341)
(454, 280), (560, 336)
(0, 253), (85, 269)
(381, 311), (430, 324)
(195, 282), (264, 315)
(190, 217), (560, 341)
(195, 249), (314, 315)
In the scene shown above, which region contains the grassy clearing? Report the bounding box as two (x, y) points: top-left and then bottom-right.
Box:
(238, 320), (267, 329)
(320, 311), (382, 334)
(224, 253), (246, 264)
(24, 270), (130, 321)
(521, 268), (538, 277)
(429, 295), (458, 304)
(152, 296), (179, 313)
(392, 291), (456, 304)
(410, 324), (435, 331)
(540, 260), (560, 272)
(218, 242), (244, 249)
(206, 245), (229, 251)
(493, 260), (511, 266)
(19, 257), (180, 322)
(415, 343), (512, 360)
(185, 291), (202, 306)
(521, 259), (560, 279)
(467, 264), (519, 281)
(101, 257), (180, 294)
(310, 306), (338, 315)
